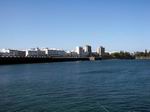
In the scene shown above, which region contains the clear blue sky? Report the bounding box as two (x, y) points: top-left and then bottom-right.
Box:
(0, 0), (150, 52)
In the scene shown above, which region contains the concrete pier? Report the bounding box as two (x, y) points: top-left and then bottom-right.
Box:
(0, 57), (101, 65)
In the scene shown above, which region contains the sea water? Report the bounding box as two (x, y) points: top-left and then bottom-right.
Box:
(0, 60), (150, 112)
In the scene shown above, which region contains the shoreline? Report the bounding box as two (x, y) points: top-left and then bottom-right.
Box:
(0, 57), (101, 65)
(0, 56), (149, 65)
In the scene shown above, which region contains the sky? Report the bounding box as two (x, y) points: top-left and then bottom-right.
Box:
(0, 0), (150, 52)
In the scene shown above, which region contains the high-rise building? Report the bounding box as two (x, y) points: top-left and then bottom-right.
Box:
(84, 45), (92, 55)
(76, 46), (84, 56)
(97, 46), (105, 56)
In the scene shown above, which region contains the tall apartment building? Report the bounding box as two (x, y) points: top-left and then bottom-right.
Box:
(76, 46), (84, 57)
(84, 45), (92, 56)
(97, 46), (105, 56)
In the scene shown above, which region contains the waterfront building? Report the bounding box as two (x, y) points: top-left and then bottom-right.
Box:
(97, 46), (105, 56)
(0, 49), (26, 57)
(0, 49), (10, 57)
(84, 45), (92, 55)
(26, 49), (38, 57)
(26, 48), (45, 57)
(92, 52), (99, 57)
(37, 48), (45, 56)
(16, 50), (26, 57)
(65, 51), (78, 57)
(0, 52), (2, 57)
(145, 49), (148, 54)
(76, 46), (84, 57)
(42, 48), (66, 57)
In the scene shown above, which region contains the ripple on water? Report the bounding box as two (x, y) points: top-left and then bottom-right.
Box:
(0, 60), (150, 112)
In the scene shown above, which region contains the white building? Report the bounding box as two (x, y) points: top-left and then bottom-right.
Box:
(83, 45), (92, 56)
(84, 45), (92, 54)
(97, 46), (105, 56)
(42, 48), (66, 57)
(26, 48), (45, 57)
(26, 50), (37, 57)
(0, 49), (25, 57)
(76, 46), (84, 57)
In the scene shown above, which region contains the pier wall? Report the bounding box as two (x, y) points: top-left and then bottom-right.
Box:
(135, 56), (150, 60)
(0, 57), (101, 65)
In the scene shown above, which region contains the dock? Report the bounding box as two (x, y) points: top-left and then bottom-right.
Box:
(0, 57), (101, 65)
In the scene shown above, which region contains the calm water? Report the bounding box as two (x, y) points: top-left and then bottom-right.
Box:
(0, 60), (150, 112)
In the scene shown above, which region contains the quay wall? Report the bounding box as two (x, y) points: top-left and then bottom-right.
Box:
(135, 56), (150, 60)
(0, 57), (101, 65)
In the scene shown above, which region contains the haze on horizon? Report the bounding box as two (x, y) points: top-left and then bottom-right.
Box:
(0, 0), (150, 52)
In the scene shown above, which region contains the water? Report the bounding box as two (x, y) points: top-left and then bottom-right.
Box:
(0, 60), (150, 112)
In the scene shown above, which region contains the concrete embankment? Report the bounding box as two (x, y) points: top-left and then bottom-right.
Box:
(135, 56), (150, 60)
(0, 57), (101, 65)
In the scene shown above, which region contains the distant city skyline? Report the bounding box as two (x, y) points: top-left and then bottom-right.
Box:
(0, 0), (150, 52)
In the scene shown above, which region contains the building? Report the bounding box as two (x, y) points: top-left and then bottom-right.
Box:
(76, 46), (84, 57)
(65, 50), (78, 57)
(37, 48), (45, 56)
(84, 45), (92, 56)
(26, 49), (38, 57)
(42, 48), (66, 57)
(16, 50), (26, 57)
(97, 46), (105, 56)
(26, 48), (45, 57)
(0, 52), (2, 57)
(0, 49), (26, 57)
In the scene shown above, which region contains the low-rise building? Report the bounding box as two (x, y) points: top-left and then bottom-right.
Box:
(0, 49), (26, 57)
(0, 52), (2, 57)
(65, 51), (78, 57)
(42, 48), (66, 57)
(17, 50), (26, 57)
(26, 48), (45, 57)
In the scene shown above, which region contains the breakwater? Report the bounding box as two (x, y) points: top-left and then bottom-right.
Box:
(0, 57), (101, 65)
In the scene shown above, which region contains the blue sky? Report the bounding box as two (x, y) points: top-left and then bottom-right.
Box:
(0, 0), (150, 52)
